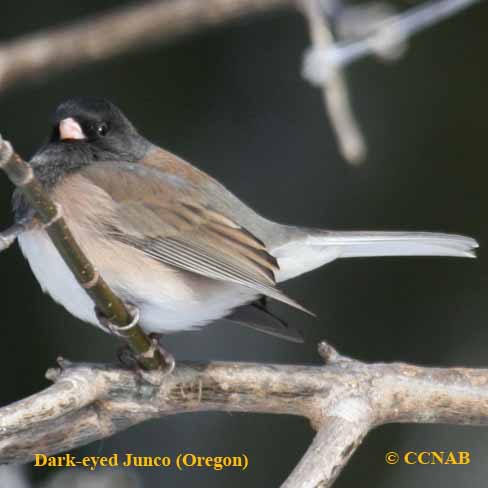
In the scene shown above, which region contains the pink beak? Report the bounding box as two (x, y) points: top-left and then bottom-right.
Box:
(59, 118), (85, 141)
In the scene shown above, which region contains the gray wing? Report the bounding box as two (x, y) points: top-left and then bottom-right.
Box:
(81, 163), (312, 314)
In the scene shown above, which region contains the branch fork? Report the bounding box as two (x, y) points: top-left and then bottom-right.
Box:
(1, 342), (488, 487)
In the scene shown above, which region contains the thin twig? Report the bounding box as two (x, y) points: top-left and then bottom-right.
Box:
(0, 0), (293, 94)
(1, 344), (488, 488)
(303, 0), (481, 80)
(0, 137), (165, 371)
(301, 0), (367, 164)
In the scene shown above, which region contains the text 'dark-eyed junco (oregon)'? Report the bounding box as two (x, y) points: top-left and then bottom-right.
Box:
(13, 97), (478, 344)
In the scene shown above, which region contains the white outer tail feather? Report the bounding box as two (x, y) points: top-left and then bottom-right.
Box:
(272, 231), (478, 283)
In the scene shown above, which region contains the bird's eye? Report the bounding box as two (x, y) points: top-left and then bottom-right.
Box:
(97, 123), (109, 136)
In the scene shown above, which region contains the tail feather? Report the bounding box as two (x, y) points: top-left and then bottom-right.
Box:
(272, 229), (478, 282)
(308, 231), (478, 258)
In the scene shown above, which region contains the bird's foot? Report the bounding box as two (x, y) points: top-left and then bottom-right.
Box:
(118, 336), (175, 386)
(148, 333), (175, 376)
(95, 305), (175, 384)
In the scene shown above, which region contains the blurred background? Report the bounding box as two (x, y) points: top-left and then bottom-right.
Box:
(0, 0), (487, 486)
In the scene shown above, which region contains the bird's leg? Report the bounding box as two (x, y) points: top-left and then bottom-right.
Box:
(95, 305), (137, 367)
(116, 333), (175, 379)
(117, 335), (175, 385)
(95, 304), (175, 381)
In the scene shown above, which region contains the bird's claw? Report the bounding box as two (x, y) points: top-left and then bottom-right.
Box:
(149, 333), (176, 375)
(95, 305), (175, 384)
(95, 303), (140, 337)
(116, 334), (175, 385)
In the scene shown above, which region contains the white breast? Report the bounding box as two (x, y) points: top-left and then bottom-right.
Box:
(18, 230), (258, 334)
(18, 231), (100, 326)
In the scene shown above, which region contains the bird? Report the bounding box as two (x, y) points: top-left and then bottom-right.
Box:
(13, 96), (478, 344)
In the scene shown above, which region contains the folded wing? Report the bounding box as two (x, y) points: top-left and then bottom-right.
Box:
(81, 162), (311, 314)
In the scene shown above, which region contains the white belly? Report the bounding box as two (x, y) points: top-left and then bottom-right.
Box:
(18, 230), (258, 333)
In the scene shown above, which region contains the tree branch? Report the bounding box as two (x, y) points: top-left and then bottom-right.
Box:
(0, 136), (166, 371)
(282, 413), (371, 488)
(1, 345), (488, 487)
(0, 0), (293, 94)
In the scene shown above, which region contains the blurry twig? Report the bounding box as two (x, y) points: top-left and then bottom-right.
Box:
(300, 0), (480, 164)
(0, 0), (293, 93)
(303, 0), (481, 81)
(2, 345), (488, 486)
(301, 0), (367, 165)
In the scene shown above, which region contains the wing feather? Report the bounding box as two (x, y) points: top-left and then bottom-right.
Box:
(80, 163), (311, 314)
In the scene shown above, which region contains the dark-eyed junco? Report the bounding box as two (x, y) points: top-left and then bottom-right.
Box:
(13, 97), (478, 342)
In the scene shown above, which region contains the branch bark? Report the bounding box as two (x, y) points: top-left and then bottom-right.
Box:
(1, 345), (488, 487)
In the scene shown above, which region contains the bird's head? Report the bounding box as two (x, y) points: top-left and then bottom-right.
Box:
(32, 97), (151, 186)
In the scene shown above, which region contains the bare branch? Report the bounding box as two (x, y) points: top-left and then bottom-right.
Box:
(2, 345), (488, 487)
(0, 0), (293, 94)
(282, 412), (371, 488)
(301, 0), (367, 165)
